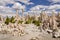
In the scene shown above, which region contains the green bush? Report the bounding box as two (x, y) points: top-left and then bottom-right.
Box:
(10, 16), (16, 23)
(18, 20), (23, 24)
(5, 16), (10, 25)
(5, 16), (16, 25)
(32, 20), (40, 26)
(0, 16), (1, 21)
(25, 17), (33, 24)
(29, 16), (35, 21)
(25, 19), (32, 24)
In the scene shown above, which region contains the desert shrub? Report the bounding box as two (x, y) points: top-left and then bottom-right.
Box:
(25, 20), (32, 24)
(5, 16), (10, 25)
(5, 16), (16, 25)
(0, 16), (1, 21)
(32, 20), (40, 26)
(18, 20), (23, 24)
(25, 17), (33, 24)
(10, 16), (16, 23)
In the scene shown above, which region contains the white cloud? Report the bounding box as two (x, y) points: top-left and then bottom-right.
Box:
(0, 6), (16, 17)
(12, 2), (25, 10)
(15, 0), (30, 3)
(0, 6), (15, 14)
(0, 0), (32, 6)
(48, 5), (60, 10)
(30, 5), (48, 11)
(14, 0), (34, 5)
(0, 0), (33, 6)
(48, 0), (60, 3)
(0, 13), (16, 17)
(0, 0), (14, 6)
(0, 0), (28, 16)
(0, 0), (33, 14)
(30, 4), (60, 13)
(26, 2), (34, 5)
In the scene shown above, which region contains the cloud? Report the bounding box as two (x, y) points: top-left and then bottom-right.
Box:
(30, 4), (60, 13)
(0, 6), (15, 13)
(30, 5), (48, 11)
(0, 0), (14, 6)
(15, 0), (30, 3)
(48, 0), (60, 3)
(0, 0), (33, 6)
(26, 2), (34, 5)
(48, 4), (60, 10)
(0, 13), (16, 17)
(0, 6), (16, 17)
(12, 2), (25, 10)
(0, 0), (33, 14)
(0, 0), (60, 17)
(0, 0), (34, 6)
(14, 0), (34, 5)
(0, 0), (30, 16)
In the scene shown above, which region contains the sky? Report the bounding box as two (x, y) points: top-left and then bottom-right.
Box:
(0, 0), (60, 16)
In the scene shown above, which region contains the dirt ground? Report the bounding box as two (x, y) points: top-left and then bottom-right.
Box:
(0, 33), (60, 40)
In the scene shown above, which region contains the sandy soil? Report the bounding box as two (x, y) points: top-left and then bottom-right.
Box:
(0, 33), (60, 40)
(0, 24), (60, 40)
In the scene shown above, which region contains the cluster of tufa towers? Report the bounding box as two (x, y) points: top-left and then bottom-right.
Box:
(15, 9), (60, 31)
(0, 9), (60, 31)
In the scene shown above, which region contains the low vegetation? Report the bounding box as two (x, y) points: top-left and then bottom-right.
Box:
(4, 16), (42, 26)
(18, 20), (23, 24)
(32, 20), (41, 26)
(5, 16), (16, 25)
(5, 16), (10, 25)
(10, 16), (16, 23)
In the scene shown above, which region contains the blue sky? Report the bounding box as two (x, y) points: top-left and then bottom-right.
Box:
(5, 0), (60, 11)
(30, 0), (51, 5)
(6, 0), (48, 8)
(6, 0), (52, 10)
(26, 0), (51, 10)
(0, 0), (60, 16)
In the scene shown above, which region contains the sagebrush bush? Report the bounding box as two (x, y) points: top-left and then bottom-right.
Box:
(18, 20), (23, 24)
(25, 17), (33, 24)
(10, 16), (16, 23)
(25, 20), (32, 24)
(32, 20), (40, 26)
(5, 16), (10, 25)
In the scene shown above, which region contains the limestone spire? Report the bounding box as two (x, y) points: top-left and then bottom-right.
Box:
(15, 8), (21, 23)
(52, 12), (58, 30)
(58, 12), (60, 17)
(40, 11), (47, 23)
(21, 9), (24, 17)
(40, 11), (43, 23)
(21, 9), (25, 21)
(16, 9), (19, 17)
(26, 12), (29, 21)
(15, 8), (19, 19)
